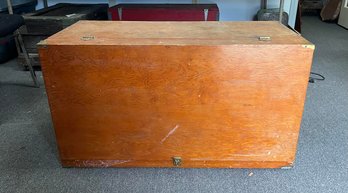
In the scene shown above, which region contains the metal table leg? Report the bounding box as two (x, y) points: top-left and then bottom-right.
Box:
(279, 0), (285, 24)
(7, 0), (39, 87)
(16, 31), (40, 87)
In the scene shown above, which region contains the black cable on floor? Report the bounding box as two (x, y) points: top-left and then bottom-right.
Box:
(309, 72), (325, 83)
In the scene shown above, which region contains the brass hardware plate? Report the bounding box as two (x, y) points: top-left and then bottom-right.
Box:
(172, 157), (182, 167)
(258, 36), (271, 41)
(81, 36), (95, 41)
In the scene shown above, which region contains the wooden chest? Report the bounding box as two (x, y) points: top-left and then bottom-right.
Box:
(38, 21), (314, 168)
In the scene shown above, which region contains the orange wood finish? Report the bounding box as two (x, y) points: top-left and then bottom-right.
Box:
(38, 21), (314, 168)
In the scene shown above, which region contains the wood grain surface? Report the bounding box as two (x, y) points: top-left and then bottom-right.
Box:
(41, 21), (313, 46)
(39, 21), (314, 168)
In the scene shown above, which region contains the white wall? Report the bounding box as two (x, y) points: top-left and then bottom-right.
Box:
(36, 0), (298, 27)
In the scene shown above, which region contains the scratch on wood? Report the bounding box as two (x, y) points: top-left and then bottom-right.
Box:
(190, 158), (238, 161)
(230, 154), (266, 157)
(78, 160), (131, 167)
(160, 124), (179, 144)
(191, 153), (271, 161)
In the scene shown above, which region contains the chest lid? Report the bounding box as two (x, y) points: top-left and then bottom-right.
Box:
(40, 21), (313, 47)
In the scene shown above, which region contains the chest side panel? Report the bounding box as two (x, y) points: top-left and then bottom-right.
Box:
(39, 44), (313, 168)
